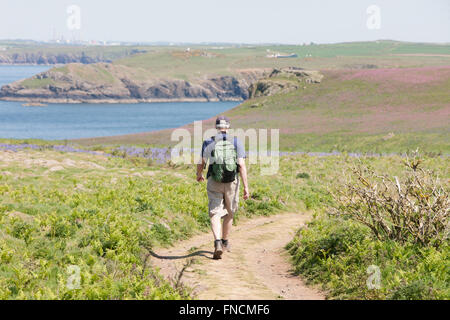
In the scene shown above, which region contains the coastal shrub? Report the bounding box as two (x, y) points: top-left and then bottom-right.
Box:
(286, 218), (369, 279)
(10, 219), (36, 245)
(330, 154), (449, 246)
(287, 216), (450, 299)
(390, 280), (433, 300)
(296, 172), (310, 179)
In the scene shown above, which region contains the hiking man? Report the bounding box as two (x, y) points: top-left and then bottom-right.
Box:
(196, 116), (249, 260)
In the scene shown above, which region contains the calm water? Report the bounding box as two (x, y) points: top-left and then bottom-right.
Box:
(0, 65), (238, 140)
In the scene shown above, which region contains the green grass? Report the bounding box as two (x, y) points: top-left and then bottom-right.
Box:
(21, 78), (56, 89)
(287, 217), (449, 300)
(0, 143), (448, 299)
(225, 67), (450, 154)
(0, 146), (309, 299)
(285, 154), (449, 300)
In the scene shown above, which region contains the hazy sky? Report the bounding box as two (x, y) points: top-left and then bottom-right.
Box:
(1, 0), (449, 44)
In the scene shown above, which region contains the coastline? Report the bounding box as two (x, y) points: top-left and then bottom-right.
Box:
(0, 96), (245, 104)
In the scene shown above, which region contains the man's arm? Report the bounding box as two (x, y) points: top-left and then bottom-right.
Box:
(196, 158), (206, 182)
(238, 158), (250, 200)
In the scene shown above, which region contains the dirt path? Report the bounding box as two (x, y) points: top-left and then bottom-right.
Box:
(151, 212), (324, 300)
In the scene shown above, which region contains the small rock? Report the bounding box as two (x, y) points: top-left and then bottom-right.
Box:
(45, 160), (61, 167)
(89, 162), (105, 170)
(62, 159), (77, 167)
(49, 166), (64, 172)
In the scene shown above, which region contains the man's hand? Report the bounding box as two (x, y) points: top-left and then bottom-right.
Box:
(196, 161), (205, 182)
(243, 187), (250, 200)
(238, 158), (250, 201)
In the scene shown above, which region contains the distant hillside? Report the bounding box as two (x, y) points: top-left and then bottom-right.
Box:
(1, 40), (450, 104)
(1, 41), (450, 104)
(0, 43), (148, 64)
(0, 61), (269, 103)
(226, 65), (450, 153)
(76, 66), (450, 154)
(0, 46), (310, 103)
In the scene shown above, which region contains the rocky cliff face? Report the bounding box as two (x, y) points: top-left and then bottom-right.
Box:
(0, 65), (267, 103)
(0, 53), (109, 65)
(248, 67), (323, 98)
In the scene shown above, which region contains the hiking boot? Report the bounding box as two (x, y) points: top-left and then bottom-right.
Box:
(213, 240), (223, 260)
(222, 239), (231, 252)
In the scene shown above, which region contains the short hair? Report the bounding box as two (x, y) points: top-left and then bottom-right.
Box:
(216, 115), (230, 129)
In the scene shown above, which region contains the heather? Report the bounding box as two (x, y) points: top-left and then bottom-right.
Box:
(230, 66), (450, 154)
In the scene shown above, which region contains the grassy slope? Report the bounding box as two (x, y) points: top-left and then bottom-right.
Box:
(78, 65), (450, 154)
(227, 66), (450, 153)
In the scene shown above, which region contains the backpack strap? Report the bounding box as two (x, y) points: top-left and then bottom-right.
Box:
(233, 136), (241, 172)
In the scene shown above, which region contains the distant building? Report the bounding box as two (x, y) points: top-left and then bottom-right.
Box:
(276, 53), (298, 58)
(266, 52), (298, 58)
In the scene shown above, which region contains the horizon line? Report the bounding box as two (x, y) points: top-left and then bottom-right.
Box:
(1, 38), (450, 46)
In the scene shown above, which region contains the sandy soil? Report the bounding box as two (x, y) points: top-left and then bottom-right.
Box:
(151, 212), (325, 300)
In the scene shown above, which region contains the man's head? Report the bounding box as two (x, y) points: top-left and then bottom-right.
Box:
(215, 115), (230, 132)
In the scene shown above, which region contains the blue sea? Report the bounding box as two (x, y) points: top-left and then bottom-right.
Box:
(0, 65), (238, 140)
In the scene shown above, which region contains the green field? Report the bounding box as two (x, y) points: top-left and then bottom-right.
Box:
(8, 40), (450, 88)
(111, 40), (450, 75)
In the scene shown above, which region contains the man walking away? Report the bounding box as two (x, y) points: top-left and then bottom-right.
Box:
(197, 116), (249, 260)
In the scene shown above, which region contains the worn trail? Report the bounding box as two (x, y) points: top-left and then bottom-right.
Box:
(151, 212), (324, 300)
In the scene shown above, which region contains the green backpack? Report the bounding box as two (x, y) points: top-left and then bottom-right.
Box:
(210, 137), (238, 183)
